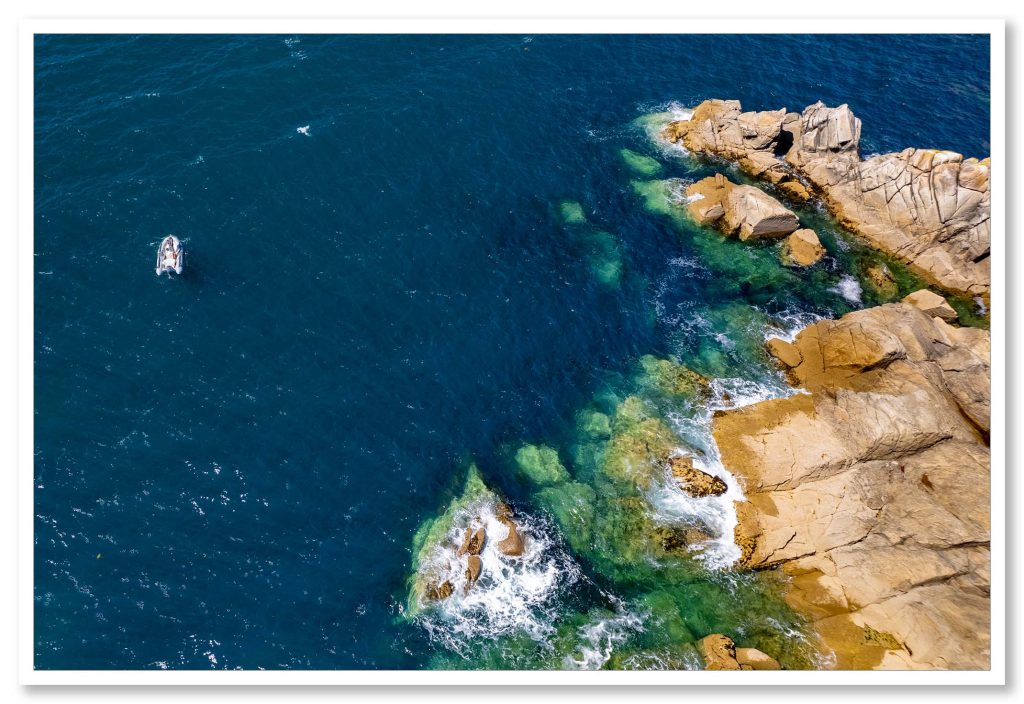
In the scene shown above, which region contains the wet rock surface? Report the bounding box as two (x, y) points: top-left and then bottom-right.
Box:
(668, 456), (728, 497)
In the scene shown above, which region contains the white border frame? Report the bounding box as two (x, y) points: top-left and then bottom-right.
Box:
(19, 18), (1006, 686)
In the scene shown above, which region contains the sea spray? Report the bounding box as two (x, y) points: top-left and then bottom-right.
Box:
(830, 274), (863, 304)
(563, 603), (645, 670)
(408, 467), (580, 661)
(632, 101), (695, 158)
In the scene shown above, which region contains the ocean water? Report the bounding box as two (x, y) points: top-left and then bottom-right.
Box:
(34, 34), (990, 670)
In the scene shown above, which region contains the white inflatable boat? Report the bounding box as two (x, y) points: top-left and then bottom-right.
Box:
(155, 235), (183, 275)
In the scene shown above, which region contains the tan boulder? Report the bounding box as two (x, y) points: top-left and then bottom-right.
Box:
(425, 580), (454, 601)
(735, 647), (782, 670)
(699, 634), (741, 670)
(781, 228), (825, 267)
(496, 517), (525, 556)
(778, 180), (811, 201)
(685, 175), (800, 241)
(902, 289), (958, 322)
(766, 337), (802, 368)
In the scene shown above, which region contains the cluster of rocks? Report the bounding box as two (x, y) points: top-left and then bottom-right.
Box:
(699, 634), (781, 670)
(664, 99), (990, 299)
(713, 298), (990, 669)
(684, 173), (826, 268)
(424, 503), (527, 602)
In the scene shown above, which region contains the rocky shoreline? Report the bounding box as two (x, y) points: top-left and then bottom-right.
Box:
(659, 98), (992, 670)
(663, 99), (991, 301)
(408, 98), (992, 672)
(715, 300), (990, 669)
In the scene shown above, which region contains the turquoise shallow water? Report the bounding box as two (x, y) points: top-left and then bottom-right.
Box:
(34, 34), (989, 669)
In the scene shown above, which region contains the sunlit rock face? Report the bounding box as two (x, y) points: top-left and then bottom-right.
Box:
(663, 100), (991, 300)
(714, 302), (990, 670)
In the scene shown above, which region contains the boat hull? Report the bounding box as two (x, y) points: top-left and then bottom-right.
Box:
(155, 235), (183, 275)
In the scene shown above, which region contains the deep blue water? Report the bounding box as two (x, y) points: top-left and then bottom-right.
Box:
(35, 34), (990, 669)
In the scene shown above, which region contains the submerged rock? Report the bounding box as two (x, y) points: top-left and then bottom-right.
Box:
(515, 444), (571, 486)
(578, 409), (612, 439)
(685, 174), (800, 241)
(780, 228), (825, 267)
(620, 148), (663, 176)
(559, 200), (587, 225)
(713, 303), (991, 669)
(535, 481), (596, 553)
(603, 405), (680, 490)
(639, 355), (713, 400)
(662, 99), (990, 300)
(653, 524), (714, 553)
(668, 456), (727, 497)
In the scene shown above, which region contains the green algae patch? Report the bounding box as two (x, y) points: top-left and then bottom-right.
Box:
(638, 355), (712, 400)
(863, 625), (904, 651)
(620, 148), (663, 176)
(577, 409), (612, 440)
(947, 295), (990, 329)
(515, 444), (571, 486)
(559, 200), (587, 225)
(634, 590), (695, 645)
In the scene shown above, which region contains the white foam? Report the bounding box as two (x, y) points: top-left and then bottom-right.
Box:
(659, 101), (694, 123)
(415, 499), (578, 656)
(646, 444), (743, 570)
(829, 274), (863, 304)
(638, 101), (695, 157)
(563, 605), (644, 670)
(764, 309), (827, 343)
(975, 296), (987, 315)
(296, 125), (311, 136)
(685, 192), (704, 204)
(647, 303), (824, 569)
